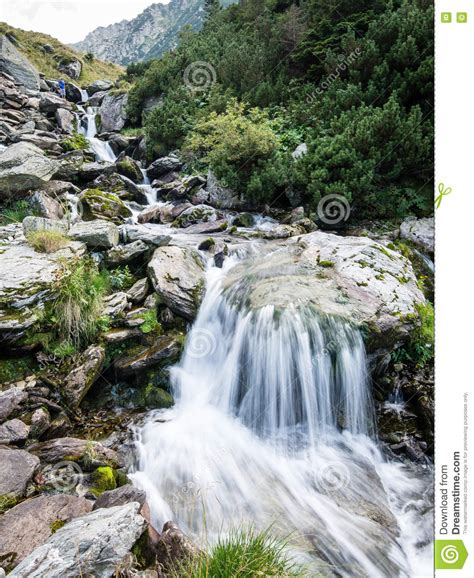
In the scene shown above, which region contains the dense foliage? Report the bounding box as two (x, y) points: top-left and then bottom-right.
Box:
(126, 0), (434, 219)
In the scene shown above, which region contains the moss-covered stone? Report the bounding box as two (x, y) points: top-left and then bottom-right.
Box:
(79, 189), (132, 224)
(116, 157), (142, 183)
(91, 466), (117, 496)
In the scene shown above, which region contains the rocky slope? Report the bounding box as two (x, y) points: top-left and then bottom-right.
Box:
(73, 0), (236, 65)
(0, 42), (434, 575)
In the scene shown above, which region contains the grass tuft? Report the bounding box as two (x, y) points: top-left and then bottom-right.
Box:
(26, 230), (69, 253)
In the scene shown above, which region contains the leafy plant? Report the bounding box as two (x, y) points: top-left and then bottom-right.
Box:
(0, 200), (30, 225)
(26, 230), (69, 254)
(173, 527), (302, 578)
(393, 302), (434, 368)
(62, 131), (90, 152)
(108, 266), (135, 291)
(139, 309), (161, 335)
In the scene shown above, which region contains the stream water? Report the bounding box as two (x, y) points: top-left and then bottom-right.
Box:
(76, 103), (433, 577)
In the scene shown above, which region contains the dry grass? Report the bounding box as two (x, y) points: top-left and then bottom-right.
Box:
(27, 230), (69, 254)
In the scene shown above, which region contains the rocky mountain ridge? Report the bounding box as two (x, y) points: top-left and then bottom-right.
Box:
(73, 0), (236, 65)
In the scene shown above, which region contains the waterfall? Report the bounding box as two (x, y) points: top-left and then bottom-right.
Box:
(79, 106), (117, 163)
(131, 258), (433, 576)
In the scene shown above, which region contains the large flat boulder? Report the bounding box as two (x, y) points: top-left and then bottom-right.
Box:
(0, 494), (93, 571)
(0, 448), (39, 500)
(68, 219), (119, 248)
(148, 246), (205, 320)
(0, 35), (40, 90)
(0, 142), (59, 197)
(9, 503), (146, 578)
(223, 231), (426, 351)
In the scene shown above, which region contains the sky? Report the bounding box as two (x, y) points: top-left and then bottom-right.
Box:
(0, 0), (169, 44)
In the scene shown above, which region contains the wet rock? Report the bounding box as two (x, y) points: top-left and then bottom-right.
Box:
(9, 502), (147, 578)
(116, 155), (142, 183)
(103, 328), (142, 344)
(207, 170), (246, 210)
(233, 212), (254, 228)
(63, 345), (105, 407)
(0, 35), (40, 90)
(88, 90), (108, 107)
(137, 204), (163, 225)
(69, 219), (119, 248)
(173, 204), (220, 228)
(65, 82), (83, 102)
(0, 388), (27, 423)
(55, 107), (74, 134)
(28, 437), (122, 469)
(148, 246), (205, 320)
(127, 278), (149, 304)
(183, 219), (228, 235)
(102, 292), (129, 318)
(80, 188), (132, 224)
(400, 217), (434, 254)
(105, 240), (148, 266)
(260, 224), (306, 239)
(22, 215), (68, 236)
(93, 484), (146, 511)
(0, 448), (39, 499)
(37, 179), (80, 197)
(114, 336), (181, 375)
(147, 155), (182, 179)
(29, 191), (64, 220)
(0, 419), (29, 444)
(121, 224), (171, 247)
(0, 494), (92, 571)
(99, 92), (128, 132)
(0, 142), (59, 197)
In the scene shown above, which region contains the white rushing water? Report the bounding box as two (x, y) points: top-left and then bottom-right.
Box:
(131, 257), (433, 577)
(79, 106), (117, 163)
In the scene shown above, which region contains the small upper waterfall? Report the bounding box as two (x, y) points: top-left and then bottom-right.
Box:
(131, 258), (432, 577)
(79, 106), (116, 163)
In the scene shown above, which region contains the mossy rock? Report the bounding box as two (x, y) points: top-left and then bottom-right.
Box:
(79, 189), (132, 224)
(233, 213), (254, 228)
(116, 157), (142, 183)
(91, 466), (117, 496)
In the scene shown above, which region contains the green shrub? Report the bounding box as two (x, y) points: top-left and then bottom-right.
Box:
(173, 527), (301, 578)
(139, 309), (161, 335)
(0, 200), (30, 225)
(393, 302), (434, 368)
(62, 131), (90, 152)
(45, 257), (108, 347)
(108, 266), (135, 291)
(26, 230), (69, 254)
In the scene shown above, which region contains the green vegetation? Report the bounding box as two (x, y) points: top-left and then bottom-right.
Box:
(62, 132), (90, 152)
(44, 257), (108, 348)
(0, 200), (30, 225)
(139, 309), (161, 335)
(0, 22), (122, 83)
(0, 356), (36, 384)
(50, 520), (66, 533)
(91, 466), (117, 496)
(173, 527), (301, 578)
(127, 0), (433, 219)
(108, 265), (135, 291)
(394, 302), (434, 368)
(26, 230), (69, 254)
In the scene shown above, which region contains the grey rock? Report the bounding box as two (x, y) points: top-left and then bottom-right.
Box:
(29, 408), (50, 439)
(55, 107), (75, 133)
(292, 142), (308, 160)
(65, 82), (83, 102)
(0, 142), (59, 197)
(400, 217), (434, 254)
(58, 59), (82, 80)
(207, 170), (246, 210)
(29, 190), (64, 220)
(39, 92), (70, 113)
(93, 484), (146, 510)
(0, 448), (39, 498)
(22, 216), (68, 236)
(147, 155), (182, 179)
(28, 437), (122, 469)
(88, 90), (108, 107)
(103, 328), (142, 344)
(0, 494), (93, 570)
(99, 92), (128, 132)
(0, 35), (40, 90)
(9, 503), (146, 578)
(0, 419), (29, 444)
(79, 188), (132, 223)
(69, 219), (119, 248)
(127, 278), (149, 304)
(102, 292), (129, 318)
(148, 246), (205, 320)
(63, 345), (105, 407)
(183, 219), (228, 235)
(121, 224), (171, 247)
(154, 521), (200, 572)
(87, 80), (114, 94)
(0, 388), (27, 423)
(105, 240), (148, 265)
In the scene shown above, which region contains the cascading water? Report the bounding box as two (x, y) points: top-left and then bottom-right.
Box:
(131, 257), (433, 577)
(79, 106), (116, 163)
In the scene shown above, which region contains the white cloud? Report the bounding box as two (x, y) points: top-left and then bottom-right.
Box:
(0, 0), (169, 44)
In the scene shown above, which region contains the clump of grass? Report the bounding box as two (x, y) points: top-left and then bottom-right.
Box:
(62, 131), (90, 152)
(173, 527), (302, 578)
(139, 309), (161, 335)
(0, 200), (30, 225)
(26, 230), (69, 253)
(46, 257), (108, 347)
